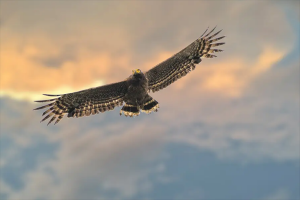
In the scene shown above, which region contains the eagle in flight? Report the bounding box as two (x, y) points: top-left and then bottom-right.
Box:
(35, 27), (225, 125)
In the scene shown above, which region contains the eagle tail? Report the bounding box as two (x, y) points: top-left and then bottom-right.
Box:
(120, 95), (159, 117)
(141, 96), (159, 114)
(120, 104), (140, 117)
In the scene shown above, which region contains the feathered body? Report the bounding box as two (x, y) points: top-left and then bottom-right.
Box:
(124, 71), (148, 106)
(122, 71), (159, 117)
(35, 27), (225, 125)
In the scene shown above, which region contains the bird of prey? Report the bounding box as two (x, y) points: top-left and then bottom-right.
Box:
(35, 27), (225, 125)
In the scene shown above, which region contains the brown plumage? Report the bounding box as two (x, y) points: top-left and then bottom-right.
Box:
(35, 27), (225, 125)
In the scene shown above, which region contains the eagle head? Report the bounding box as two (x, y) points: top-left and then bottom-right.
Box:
(132, 69), (142, 75)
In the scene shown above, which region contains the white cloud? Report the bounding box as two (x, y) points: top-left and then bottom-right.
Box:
(261, 188), (290, 200)
(3, 123), (167, 200)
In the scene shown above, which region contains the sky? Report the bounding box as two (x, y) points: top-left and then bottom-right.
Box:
(0, 1), (299, 200)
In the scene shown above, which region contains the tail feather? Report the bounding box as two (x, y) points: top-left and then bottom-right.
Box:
(120, 104), (140, 117)
(120, 96), (159, 116)
(141, 97), (159, 114)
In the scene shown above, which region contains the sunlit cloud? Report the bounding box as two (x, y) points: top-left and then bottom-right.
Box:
(0, 80), (105, 102)
(0, 0), (296, 102)
(254, 46), (288, 75)
(0, 43), (289, 100)
(200, 46), (288, 97)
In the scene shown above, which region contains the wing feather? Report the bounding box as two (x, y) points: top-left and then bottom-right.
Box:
(145, 27), (225, 92)
(34, 81), (128, 125)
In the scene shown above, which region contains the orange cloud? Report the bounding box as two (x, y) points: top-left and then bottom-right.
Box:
(0, 0), (295, 103)
(0, 14), (291, 102)
(0, 36), (133, 100)
(253, 46), (287, 75)
(179, 47), (287, 98)
(1, 41), (108, 91)
(0, 41), (288, 101)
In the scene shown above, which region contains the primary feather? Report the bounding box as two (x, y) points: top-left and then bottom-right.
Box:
(145, 26), (225, 92)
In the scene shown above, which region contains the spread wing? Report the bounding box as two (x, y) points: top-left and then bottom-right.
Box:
(34, 81), (128, 125)
(145, 27), (225, 92)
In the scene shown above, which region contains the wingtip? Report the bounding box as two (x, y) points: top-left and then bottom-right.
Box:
(35, 99), (57, 103)
(216, 29), (223, 35)
(203, 26), (217, 38)
(43, 94), (60, 96)
(35, 100), (46, 103)
(200, 26), (209, 38)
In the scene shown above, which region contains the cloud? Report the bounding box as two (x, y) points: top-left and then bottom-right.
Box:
(0, 80), (105, 102)
(1, 107), (168, 199)
(0, 0), (296, 101)
(1, 59), (298, 199)
(0, 180), (13, 199)
(166, 60), (299, 162)
(261, 188), (290, 200)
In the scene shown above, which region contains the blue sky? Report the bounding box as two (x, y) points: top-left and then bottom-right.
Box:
(0, 1), (299, 200)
